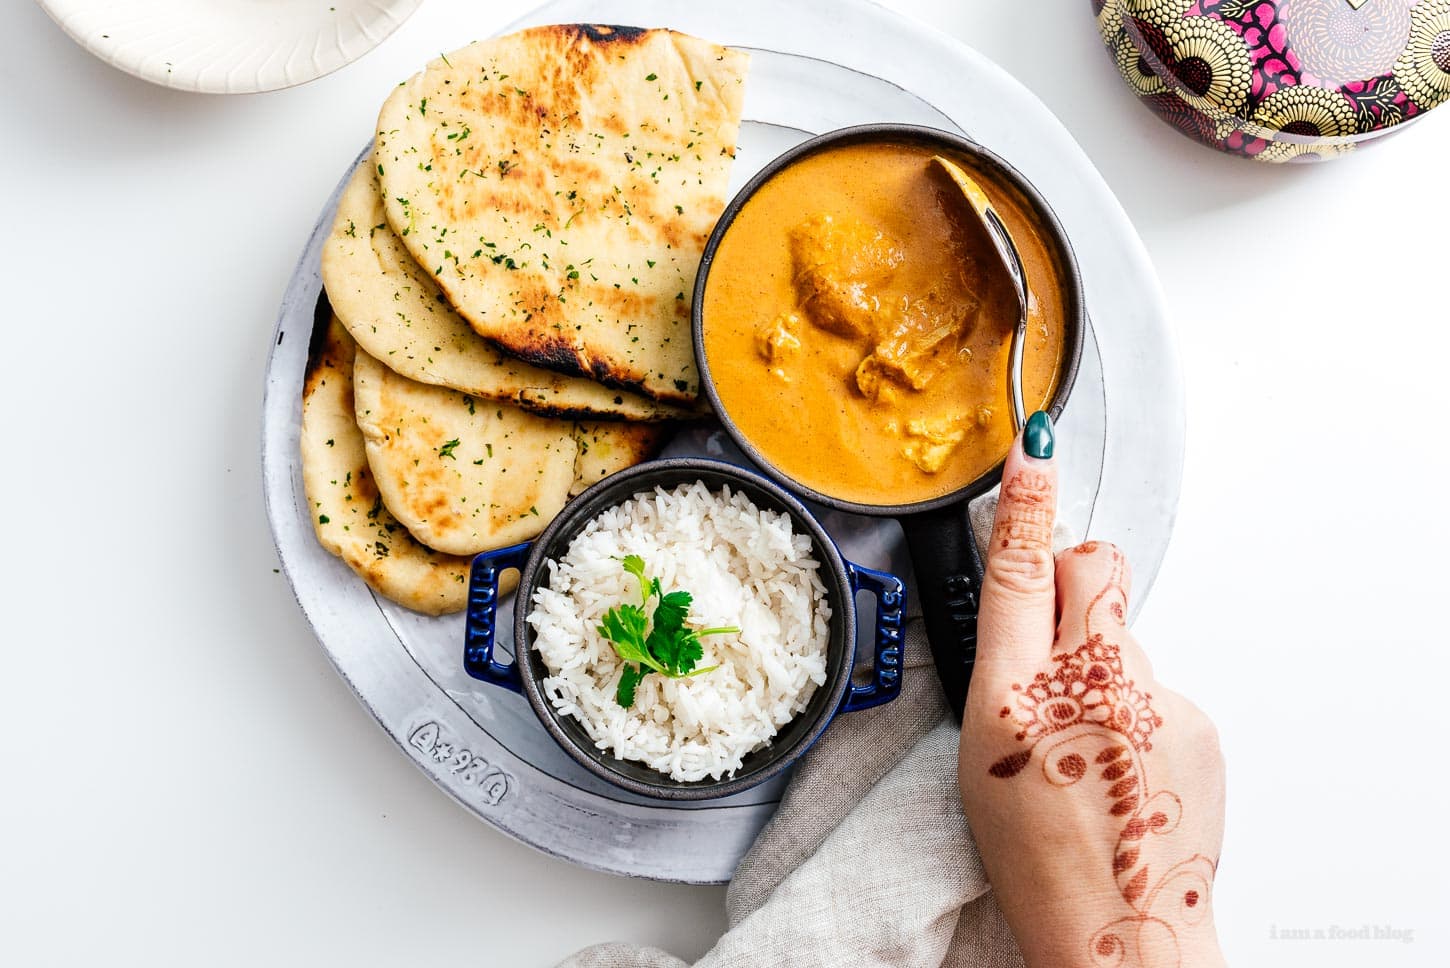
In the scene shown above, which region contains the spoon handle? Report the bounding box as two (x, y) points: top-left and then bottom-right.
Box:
(979, 207), (1030, 434)
(1009, 317), (1028, 435)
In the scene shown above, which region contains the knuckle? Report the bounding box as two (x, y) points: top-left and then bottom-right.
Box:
(1001, 467), (1054, 509)
(1130, 650), (1154, 682)
(991, 518), (1056, 563)
(1114, 638), (1154, 683)
(1192, 712), (1224, 759)
(991, 485), (1056, 559)
(988, 469), (1056, 582)
(964, 683), (1011, 729)
(986, 545), (1056, 597)
(1172, 696), (1224, 764)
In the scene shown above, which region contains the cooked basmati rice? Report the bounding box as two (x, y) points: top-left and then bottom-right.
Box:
(526, 481), (831, 782)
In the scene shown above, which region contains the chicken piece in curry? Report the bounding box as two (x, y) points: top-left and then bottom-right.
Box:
(703, 141), (1065, 506)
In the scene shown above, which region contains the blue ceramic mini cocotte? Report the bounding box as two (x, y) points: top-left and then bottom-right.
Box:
(462, 458), (906, 801)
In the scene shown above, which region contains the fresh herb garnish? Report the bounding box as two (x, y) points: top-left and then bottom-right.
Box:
(598, 555), (738, 707)
(438, 438), (460, 459)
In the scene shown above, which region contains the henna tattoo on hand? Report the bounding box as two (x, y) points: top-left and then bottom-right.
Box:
(987, 549), (1214, 967)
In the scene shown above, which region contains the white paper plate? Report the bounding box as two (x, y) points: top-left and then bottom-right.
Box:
(37, 0), (423, 94)
(262, 0), (1185, 884)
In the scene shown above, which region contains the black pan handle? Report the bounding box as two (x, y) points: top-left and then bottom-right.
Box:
(900, 500), (983, 720)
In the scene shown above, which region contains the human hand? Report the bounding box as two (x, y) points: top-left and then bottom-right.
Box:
(958, 412), (1227, 968)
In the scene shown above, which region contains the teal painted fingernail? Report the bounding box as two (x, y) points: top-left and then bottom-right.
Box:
(1024, 410), (1054, 460)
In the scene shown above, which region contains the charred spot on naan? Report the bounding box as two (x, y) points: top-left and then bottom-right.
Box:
(490, 280), (692, 393)
(500, 327), (589, 378)
(510, 388), (705, 422)
(547, 25), (654, 96)
(590, 356), (626, 386)
(512, 396), (622, 421)
(574, 24), (651, 45)
(303, 293), (342, 399)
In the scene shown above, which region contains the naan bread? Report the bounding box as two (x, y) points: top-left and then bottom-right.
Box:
(570, 422), (668, 496)
(300, 316), (504, 614)
(354, 347), (579, 555)
(322, 164), (693, 422)
(375, 25), (748, 404)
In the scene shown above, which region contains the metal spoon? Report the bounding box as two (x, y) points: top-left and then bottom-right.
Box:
(930, 155), (1029, 433)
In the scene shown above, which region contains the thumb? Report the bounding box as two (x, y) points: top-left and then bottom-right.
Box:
(975, 411), (1059, 677)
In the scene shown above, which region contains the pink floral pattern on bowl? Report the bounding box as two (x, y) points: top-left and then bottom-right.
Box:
(1097, 0), (1450, 162)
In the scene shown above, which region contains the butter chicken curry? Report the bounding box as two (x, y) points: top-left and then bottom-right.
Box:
(702, 141), (1066, 506)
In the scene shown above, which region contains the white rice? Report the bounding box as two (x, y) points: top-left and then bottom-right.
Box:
(526, 481), (831, 782)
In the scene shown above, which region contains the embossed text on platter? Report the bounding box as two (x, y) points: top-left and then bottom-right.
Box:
(408, 720), (514, 806)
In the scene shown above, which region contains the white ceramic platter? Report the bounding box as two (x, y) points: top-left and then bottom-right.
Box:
(261, 0), (1185, 884)
(37, 0), (423, 94)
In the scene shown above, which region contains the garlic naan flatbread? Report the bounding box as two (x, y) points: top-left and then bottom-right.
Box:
(570, 422), (668, 496)
(301, 316), (503, 614)
(375, 25), (748, 404)
(322, 164), (692, 421)
(354, 350), (668, 556)
(354, 347), (578, 555)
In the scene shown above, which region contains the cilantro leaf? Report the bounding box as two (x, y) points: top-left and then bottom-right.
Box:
(645, 627), (680, 671)
(596, 556), (740, 706)
(646, 590), (694, 671)
(673, 631), (704, 674)
(654, 590), (692, 635)
(620, 554), (647, 584)
(616, 663), (646, 707)
(597, 604), (660, 671)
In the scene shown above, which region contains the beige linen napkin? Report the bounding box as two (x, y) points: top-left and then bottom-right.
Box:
(558, 617), (1024, 968)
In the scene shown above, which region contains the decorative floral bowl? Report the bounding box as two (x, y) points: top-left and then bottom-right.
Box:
(1095, 0), (1450, 162)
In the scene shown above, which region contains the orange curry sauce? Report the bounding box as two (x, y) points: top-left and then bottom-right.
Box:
(702, 141), (1066, 506)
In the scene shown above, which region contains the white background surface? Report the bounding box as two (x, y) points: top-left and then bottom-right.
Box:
(2, 0), (1446, 965)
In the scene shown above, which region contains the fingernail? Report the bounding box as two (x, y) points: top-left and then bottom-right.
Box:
(1023, 410), (1055, 460)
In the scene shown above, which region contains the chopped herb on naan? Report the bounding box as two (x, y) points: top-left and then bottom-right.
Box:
(323, 163), (696, 421)
(301, 316), (499, 614)
(375, 25), (748, 404)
